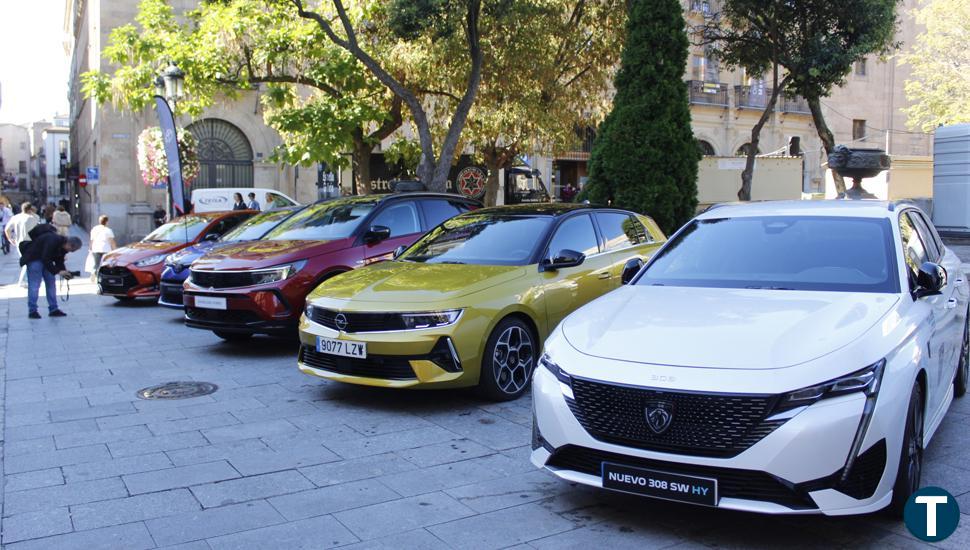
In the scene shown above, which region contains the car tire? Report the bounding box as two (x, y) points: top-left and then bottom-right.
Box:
(888, 381), (924, 517)
(214, 331), (252, 342)
(476, 317), (537, 402)
(955, 313), (969, 398)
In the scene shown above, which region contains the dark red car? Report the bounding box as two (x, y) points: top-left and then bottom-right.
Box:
(98, 210), (254, 301)
(183, 193), (479, 339)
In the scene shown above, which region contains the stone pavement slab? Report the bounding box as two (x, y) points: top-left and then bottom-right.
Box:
(0, 230), (968, 549)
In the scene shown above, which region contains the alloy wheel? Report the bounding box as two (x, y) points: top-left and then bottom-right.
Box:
(906, 389), (924, 495)
(961, 319), (969, 383)
(492, 325), (534, 394)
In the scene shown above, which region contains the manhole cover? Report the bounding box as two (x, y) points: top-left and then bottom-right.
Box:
(136, 381), (218, 400)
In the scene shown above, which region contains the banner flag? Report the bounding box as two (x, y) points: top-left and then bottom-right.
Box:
(153, 96), (188, 214)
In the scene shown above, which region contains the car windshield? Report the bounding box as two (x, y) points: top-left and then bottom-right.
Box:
(219, 208), (297, 242)
(264, 200), (377, 241)
(144, 216), (210, 243)
(638, 216), (899, 293)
(401, 215), (552, 265)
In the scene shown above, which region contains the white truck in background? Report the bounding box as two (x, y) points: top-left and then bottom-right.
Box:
(190, 188), (300, 213)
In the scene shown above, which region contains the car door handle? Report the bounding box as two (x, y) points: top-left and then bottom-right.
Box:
(946, 298), (958, 309)
(595, 271), (611, 280)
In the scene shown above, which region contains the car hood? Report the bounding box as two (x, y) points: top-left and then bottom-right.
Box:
(190, 238), (351, 270)
(562, 285), (900, 370)
(311, 261), (529, 304)
(103, 241), (185, 266)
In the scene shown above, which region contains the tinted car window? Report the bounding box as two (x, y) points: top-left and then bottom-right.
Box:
(371, 201), (421, 237)
(402, 215), (552, 266)
(421, 199), (470, 229)
(145, 216), (211, 243)
(908, 211), (940, 261)
(639, 216), (899, 293)
(547, 214), (599, 258)
(266, 193), (295, 208)
(265, 200), (377, 241)
(220, 208), (297, 242)
(900, 212), (929, 285)
(597, 212), (651, 251)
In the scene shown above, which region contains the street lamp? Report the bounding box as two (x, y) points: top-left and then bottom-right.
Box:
(160, 62), (185, 112)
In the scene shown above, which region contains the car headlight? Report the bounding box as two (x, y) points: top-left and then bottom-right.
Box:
(777, 360), (886, 413)
(135, 254), (169, 267)
(400, 310), (462, 330)
(250, 260), (307, 285)
(540, 353), (574, 398)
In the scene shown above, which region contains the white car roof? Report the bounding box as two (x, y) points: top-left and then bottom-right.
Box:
(696, 200), (902, 220)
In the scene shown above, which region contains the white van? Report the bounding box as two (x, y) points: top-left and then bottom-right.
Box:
(191, 188), (300, 213)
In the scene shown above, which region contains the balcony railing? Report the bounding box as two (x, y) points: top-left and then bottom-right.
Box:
(781, 94), (811, 114)
(735, 85), (771, 110)
(687, 80), (728, 107)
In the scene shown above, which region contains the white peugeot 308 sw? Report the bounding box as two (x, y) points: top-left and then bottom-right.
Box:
(531, 200), (969, 516)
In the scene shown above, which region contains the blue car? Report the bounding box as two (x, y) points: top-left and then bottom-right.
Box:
(158, 206), (302, 308)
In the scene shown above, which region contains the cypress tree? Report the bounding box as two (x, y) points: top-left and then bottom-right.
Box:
(584, 0), (699, 235)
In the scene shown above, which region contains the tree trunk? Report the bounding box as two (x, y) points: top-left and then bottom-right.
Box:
(808, 96), (847, 196)
(482, 152), (502, 207)
(739, 71), (790, 201)
(352, 131), (372, 195)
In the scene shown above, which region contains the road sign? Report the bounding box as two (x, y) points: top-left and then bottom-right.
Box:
(78, 173), (87, 188)
(86, 167), (100, 185)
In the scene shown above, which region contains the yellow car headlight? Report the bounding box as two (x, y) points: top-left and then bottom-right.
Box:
(400, 310), (462, 330)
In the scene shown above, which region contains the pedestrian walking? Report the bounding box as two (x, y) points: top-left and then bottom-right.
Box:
(88, 215), (116, 281)
(246, 192), (261, 211)
(0, 198), (13, 255)
(52, 205), (72, 236)
(43, 202), (56, 224)
(4, 202), (40, 286)
(232, 193), (247, 211)
(20, 224), (82, 319)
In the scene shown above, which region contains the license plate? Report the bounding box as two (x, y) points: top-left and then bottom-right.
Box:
(194, 296), (227, 310)
(602, 462), (718, 506)
(105, 277), (121, 286)
(316, 337), (367, 359)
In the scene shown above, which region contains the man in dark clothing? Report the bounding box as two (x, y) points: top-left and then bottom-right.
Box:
(20, 224), (82, 319)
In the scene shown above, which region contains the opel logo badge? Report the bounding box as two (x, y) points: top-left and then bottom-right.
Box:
(645, 400), (675, 435)
(334, 313), (349, 331)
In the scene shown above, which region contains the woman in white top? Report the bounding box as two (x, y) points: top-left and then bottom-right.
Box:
(89, 215), (116, 280)
(52, 206), (72, 236)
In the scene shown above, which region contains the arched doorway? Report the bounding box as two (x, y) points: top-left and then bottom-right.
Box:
(186, 119), (254, 191)
(697, 140), (716, 156)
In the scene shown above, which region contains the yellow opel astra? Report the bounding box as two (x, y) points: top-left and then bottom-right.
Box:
(298, 203), (666, 400)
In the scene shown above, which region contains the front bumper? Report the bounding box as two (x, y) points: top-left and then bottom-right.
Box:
(298, 313), (477, 389)
(182, 283), (299, 335)
(98, 266), (161, 299)
(530, 365), (901, 515)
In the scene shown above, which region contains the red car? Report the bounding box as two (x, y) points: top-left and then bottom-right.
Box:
(183, 193), (479, 340)
(98, 210), (254, 301)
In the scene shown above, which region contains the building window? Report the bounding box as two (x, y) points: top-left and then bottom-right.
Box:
(19, 161), (27, 173)
(697, 140), (716, 156)
(853, 119), (867, 141)
(854, 59), (867, 76)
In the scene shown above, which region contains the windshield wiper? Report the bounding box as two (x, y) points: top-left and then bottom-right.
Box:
(436, 260), (466, 265)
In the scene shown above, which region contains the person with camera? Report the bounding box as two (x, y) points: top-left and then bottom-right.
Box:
(19, 223), (82, 319)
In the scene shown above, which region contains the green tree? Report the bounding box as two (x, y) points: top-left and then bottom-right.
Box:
(82, 0), (402, 193)
(900, 0), (970, 130)
(584, 0), (698, 234)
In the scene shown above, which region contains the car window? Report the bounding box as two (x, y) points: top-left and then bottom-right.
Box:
(421, 199), (471, 229)
(210, 215), (246, 236)
(402, 214), (552, 266)
(596, 212), (651, 251)
(220, 208), (296, 242)
(900, 212), (930, 286)
(547, 214), (599, 259)
(371, 201), (421, 237)
(267, 193), (295, 207)
(639, 216), (899, 293)
(145, 216), (210, 243)
(909, 211), (941, 261)
(265, 200), (378, 241)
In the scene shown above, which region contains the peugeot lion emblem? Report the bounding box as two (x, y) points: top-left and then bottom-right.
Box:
(645, 401), (674, 435)
(334, 313), (349, 331)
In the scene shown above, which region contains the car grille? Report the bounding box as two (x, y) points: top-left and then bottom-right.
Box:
(159, 282), (184, 305)
(299, 345), (416, 380)
(308, 308), (406, 332)
(185, 307), (263, 325)
(190, 270), (262, 289)
(566, 378), (786, 458)
(546, 445), (816, 510)
(98, 266), (138, 293)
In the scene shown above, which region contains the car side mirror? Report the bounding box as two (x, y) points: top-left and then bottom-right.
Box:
(393, 245), (407, 259)
(363, 225), (392, 244)
(202, 233), (220, 242)
(540, 249), (585, 272)
(915, 261), (946, 298)
(621, 258), (644, 285)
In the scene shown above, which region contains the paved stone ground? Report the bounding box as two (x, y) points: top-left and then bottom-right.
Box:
(0, 231), (969, 549)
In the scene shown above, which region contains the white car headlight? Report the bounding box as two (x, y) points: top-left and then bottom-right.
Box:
(135, 254), (169, 267)
(400, 310), (462, 330)
(778, 360), (885, 412)
(250, 260), (307, 285)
